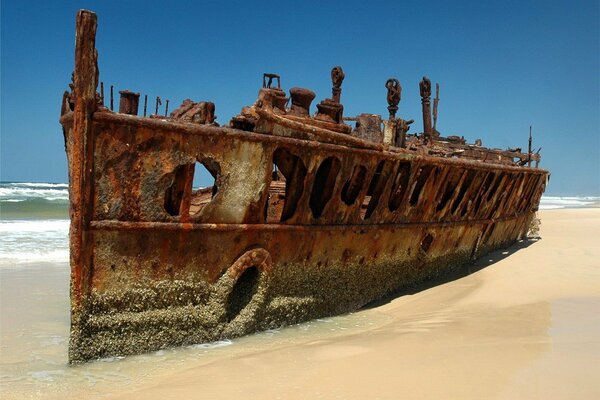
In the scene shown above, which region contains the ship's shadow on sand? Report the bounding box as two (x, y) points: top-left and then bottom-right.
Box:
(362, 238), (540, 310)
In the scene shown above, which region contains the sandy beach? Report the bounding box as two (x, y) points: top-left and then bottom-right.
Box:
(1, 207), (599, 399)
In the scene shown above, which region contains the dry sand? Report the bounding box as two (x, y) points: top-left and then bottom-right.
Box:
(2, 208), (599, 399)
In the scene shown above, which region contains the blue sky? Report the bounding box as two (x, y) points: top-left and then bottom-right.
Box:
(1, 0), (598, 195)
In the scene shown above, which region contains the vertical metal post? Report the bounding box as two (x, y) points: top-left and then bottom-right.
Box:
(433, 83), (439, 134)
(528, 126), (533, 167)
(143, 95), (147, 117)
(155, 96), (161, 115)
(419, 77), (433, 142)
(100, 82), (104, 105)
(165, 100), (169, 116)
(110, 85), (114, 111)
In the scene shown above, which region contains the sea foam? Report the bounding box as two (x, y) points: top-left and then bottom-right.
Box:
(539, 196), (599, 210)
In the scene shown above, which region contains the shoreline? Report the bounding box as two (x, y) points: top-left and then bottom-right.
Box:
(1, 208), (599, 399)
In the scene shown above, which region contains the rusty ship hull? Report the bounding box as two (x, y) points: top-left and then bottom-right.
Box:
(61, 11), (548, 363)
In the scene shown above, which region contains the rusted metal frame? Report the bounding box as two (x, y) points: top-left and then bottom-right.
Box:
(517, 174), (542, 213)
(493, 177), (517, 219)
(347, 157), (383, 224)
(419, 165), (452, 222)
(436, 168), (470, 222)
(509, 214), (530, 240)
(523, 178), (543, 213)
(256, 109), (382, 151)
(178, 164), (195, 222)
(77, 115), (548, 228)
(447, 169), (478, 219)
(407, 163), (435, 216)
(76, 112), (550, 176)
(386, 161), (413, 216)
(271, 148), (308, 224)
(454, 169), (486, 220)
(331, 157), (371, 224)
(490, 174), (519, 220)
(310, 155), (345, 222)
(362, 160), (398, 222)
(397, 158), (425, 222)
(501, 217), (520, 241)
(400, 159), (447, 223)
(505, 173), (527, 216)
(514, 174), (535, 213)
(88, 119), (545, 230)
(282, 113), (352, 134)
(477, 172), (507, 220)
(65, 109), (539, 170)
(324, 157), (350, 224)
(365, 160), (402, 223)
(70, 10), (98, 311)
(407, 164), (441, 222)
(480, 173), (508, 220)
(429, 165), (454, 218)
(89, 208), (531, 231)
(528, 174), (545, 211)
(508, 215), (529, 242)
(284, 151), (325, 226)
(378, 162), (405, 224)
(434, 141), (534, 164)
(77, 113), (546, 181)
(378, 160), (406, 221)
(355, 159), (386, 222)
(447, 169), (476, 220)
(530, 175), (547, 210)
(431, 166), (462, 222)
(463, 170), (493, 220)
(383, 160), (415, 223)
(481, 220), (500, 247)
(304, 153), (339, 223)
(503, 173), (527, 216)
(487, 174), (515, 220)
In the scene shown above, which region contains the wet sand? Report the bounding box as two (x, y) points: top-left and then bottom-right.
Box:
(1, 208), (599, 399)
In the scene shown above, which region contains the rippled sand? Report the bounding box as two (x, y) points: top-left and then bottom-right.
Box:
(1, 208), (599, 399)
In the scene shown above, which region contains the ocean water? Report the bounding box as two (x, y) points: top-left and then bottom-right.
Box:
(539, 195), (600, 210)
(0, 182), (69, 268)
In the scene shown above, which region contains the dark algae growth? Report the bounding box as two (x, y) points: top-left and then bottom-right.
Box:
(61, 10), (548, 362)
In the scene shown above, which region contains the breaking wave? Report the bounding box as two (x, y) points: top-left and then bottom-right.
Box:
(0, 182), (69, 267)
(539, 196), (600, 210)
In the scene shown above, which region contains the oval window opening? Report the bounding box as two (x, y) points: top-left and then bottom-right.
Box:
(190, 159), (220, 216)
(226, 266), (261, 322)
(309, 156), (341, 218)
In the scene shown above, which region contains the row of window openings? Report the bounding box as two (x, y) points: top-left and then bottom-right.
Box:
(164, 154), (537, 222)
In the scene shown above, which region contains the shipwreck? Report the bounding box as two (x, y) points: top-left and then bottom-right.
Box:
(60, 10), (549, 363)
